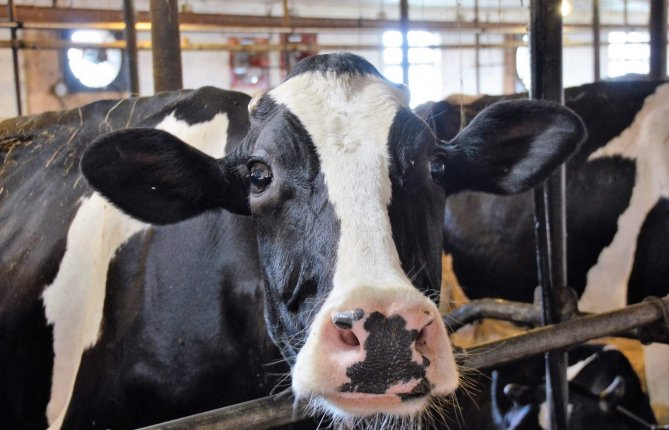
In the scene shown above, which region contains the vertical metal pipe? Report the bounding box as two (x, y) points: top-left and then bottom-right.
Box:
(503, 34), (517, 93)
(282, 0), (290, 77)
(123, 0), (140, 94)
(475, 0), (481, 93)
(592, 0), (601, 81)
(529, 0), (569, 429)
(624, 0), (629, 26)
(400, 0), (410, 86)
(149, 0), (183, 93)
(8, 0), (22, 115)
(649, 0), (667, 80)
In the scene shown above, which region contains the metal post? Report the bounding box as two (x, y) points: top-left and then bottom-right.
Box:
(529, 0), (569, 429)
(282, 0), (291, 77)
(592, 0), (601, 81)
(8, 0), (22, 115)
(400, 0), (409, 86)
(649, 0), (667, 80)
(123, 0), (139, 94)
(149, 0), (183, 92)
(475, 0), (481, 93)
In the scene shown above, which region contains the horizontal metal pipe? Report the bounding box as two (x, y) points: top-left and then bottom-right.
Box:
(139, 297), (669, 430)
(0, 38), (654, 52)
(444, 298), (541, 331)
(463, 296), (669, 369)
(137, 395), (301, 430)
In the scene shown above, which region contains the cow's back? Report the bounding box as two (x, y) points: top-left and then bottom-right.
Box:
(425, 80), (668, 303)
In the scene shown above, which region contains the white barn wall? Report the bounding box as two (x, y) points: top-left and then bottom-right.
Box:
(0, 49), (21, 118)
(564, 45), (596, 88)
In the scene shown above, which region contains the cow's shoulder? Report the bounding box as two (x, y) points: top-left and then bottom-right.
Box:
(565, 80), (668, 160)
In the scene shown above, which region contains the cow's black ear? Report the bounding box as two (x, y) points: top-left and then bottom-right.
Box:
(81, 128), (249, 224)
(436, 99), (587, 195)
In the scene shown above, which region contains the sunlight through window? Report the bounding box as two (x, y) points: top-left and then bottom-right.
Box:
(383, 30), (442, 108)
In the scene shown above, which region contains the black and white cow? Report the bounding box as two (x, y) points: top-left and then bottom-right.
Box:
(0, 53), (586, 430)
(418, 79), (669, 422)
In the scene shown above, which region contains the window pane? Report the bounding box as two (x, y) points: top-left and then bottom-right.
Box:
(384, 66), (403, 84)
(607, 31), (650, 78)
(408, 65), (441, 107)
(408, 31), (437, 47)
(408, 47), (435, 64)
(383, 48), (403, 65)
(383, 30), (402, 47)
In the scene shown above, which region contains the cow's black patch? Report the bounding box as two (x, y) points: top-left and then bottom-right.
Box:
(339, 312), (431, 399)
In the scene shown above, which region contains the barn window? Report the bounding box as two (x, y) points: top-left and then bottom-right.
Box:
(383, 30), (442, 107)
(607, 31), (650, 78)
(64, 30), (128, 92)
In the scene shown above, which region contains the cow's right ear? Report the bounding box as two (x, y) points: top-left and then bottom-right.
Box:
(435, 99), (586, 195)
(81, 128), (249, 225)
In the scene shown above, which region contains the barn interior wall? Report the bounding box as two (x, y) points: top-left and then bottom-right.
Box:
(0, 48), (18, 119)
(1, 2), (664, 115)
(20, 30), (126, 115)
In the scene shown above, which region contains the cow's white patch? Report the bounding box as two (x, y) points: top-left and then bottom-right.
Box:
(579, 83), (669, 421)
(154, 111), (230, 158)
(42, 194), (147, 429)
(42, 110), (231, 429)
(270, 71), (458, 416)
(579, 83), (669, 313)
(566, 352), (598, 381)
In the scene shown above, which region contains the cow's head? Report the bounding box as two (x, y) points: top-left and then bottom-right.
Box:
(81, 53), (586, 427)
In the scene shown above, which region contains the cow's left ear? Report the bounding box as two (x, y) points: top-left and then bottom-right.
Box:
(81, 128), (249, 224)
(435, 99), (587, 195)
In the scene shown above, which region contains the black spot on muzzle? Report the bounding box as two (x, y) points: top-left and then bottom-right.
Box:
(339, 312), (432, 400)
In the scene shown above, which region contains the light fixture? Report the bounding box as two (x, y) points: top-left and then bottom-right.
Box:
(67, 30), (123, 89)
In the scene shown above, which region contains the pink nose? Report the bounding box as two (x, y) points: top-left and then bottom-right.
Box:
(324, 305), (438, 395)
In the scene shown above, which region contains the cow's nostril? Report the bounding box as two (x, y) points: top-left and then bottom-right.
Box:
(338, 328), (360, 346)
(416, 319), (433, 348)
(332, 309), (364, 329)
(332, 309), (364, 347)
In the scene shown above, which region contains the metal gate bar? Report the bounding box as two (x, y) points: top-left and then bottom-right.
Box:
(149, 0), (183, 92)
(529, 0), (569, 427)
(7, 0), (22, 115)
(138, 297), (669, 430)
(649, 0), (668, 79)
(122, 0), (140, 95)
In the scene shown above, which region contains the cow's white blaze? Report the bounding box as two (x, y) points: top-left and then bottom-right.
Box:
(579, 83), (669, 422)
(270, 71), (408, 295)
(41, 109), (230, 429)
(270, 71), (458, 417)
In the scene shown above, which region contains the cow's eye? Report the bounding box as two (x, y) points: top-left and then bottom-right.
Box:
(430, 157), (446, 183)
(249, 161), (272, 192)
